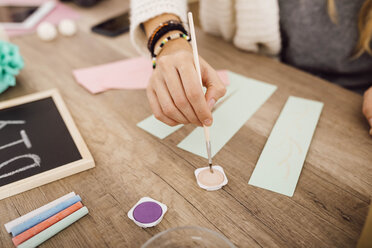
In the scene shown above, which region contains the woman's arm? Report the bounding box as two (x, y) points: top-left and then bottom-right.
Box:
(363, 87), (372, 135)
(138, 14), (226, 127)
(130, 0), (188, 54)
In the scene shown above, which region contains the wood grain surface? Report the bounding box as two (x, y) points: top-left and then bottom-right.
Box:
(0, 1), (371, 247)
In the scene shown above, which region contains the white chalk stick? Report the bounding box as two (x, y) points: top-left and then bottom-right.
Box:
(4, 192), (76, 233)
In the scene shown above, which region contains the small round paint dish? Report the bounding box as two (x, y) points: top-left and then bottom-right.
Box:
(194, 165), (228, 191)
(128, 197), (167, 228)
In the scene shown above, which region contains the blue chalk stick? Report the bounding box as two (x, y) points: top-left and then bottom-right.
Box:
(10, 195), (81, 236)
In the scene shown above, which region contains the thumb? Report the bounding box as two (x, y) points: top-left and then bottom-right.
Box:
(200, 59), (227, 111)
(362, 87), (372, 135)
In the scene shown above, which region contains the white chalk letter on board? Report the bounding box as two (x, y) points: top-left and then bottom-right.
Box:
(0, 120), (25, 130)
(0, 130), (32, 150)
(0, 154), (41, 179)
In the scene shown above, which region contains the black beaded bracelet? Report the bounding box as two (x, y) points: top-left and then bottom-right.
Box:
(147, 20), (188, 57)
(147, 20), (178, 51)
(152, 32), (191, 69)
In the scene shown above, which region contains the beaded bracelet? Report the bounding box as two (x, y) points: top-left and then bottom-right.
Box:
(147, 20), (188, 57)
(147, 20), (178, 50)
(152, 32), (191, 69)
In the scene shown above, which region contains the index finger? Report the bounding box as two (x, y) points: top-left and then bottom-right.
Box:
(178, 63), (213, 126)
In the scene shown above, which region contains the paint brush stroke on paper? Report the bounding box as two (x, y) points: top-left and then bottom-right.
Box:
(248, 96), (323, 197)
(73, 57), (229, 94)
(4, 2), (80, 37)
(177, 72), (277, 158)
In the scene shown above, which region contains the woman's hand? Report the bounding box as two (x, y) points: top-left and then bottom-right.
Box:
(146, 36), (226, 127)
(363, 86), (372, 135)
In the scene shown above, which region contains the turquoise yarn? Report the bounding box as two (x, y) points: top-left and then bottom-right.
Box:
(0, 40), (24, 94)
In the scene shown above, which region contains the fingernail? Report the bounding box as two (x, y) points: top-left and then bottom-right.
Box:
(369, 118), (372, 127)
(208, 98), (216, 110)
(204, 118), (212, 126)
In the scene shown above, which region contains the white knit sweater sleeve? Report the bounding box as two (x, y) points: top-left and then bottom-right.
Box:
(199, 0), (236, 41)
(233, 0), (281, 56)
(130, 0), (187, 55)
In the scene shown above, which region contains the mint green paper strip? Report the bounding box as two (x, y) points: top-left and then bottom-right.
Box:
(137, 115), (183, 139)
(136, 73), (238, 139)
(17, 207), (89, 248)
(248, 96), (323, 197)
(177, 72), (277, 158)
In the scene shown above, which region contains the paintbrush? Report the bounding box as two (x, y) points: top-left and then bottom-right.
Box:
(187, 12), (213, 173)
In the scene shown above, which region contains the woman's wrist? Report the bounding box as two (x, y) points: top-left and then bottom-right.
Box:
(155, 30), (191, 58)
(144, 14), (181, 38)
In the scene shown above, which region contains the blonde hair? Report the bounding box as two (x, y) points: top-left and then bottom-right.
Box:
(327, 0), (338, 24)
(327, 0), (372, 58)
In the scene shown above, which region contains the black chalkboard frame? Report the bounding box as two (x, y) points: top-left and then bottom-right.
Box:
(0, 89), (95, 200)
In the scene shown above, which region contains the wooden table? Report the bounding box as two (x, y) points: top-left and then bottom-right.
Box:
(1, 1), (371, 247)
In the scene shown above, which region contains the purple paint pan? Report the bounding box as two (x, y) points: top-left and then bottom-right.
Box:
(128, 197), (167, 228)
(133, 201), (162, 223)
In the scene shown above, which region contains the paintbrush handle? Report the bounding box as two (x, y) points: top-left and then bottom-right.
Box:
(188, 12), (212, 164)
(188, 12), (203, 89)
(188, 12), (209, 136)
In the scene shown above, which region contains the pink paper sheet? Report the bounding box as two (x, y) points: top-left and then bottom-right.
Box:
(73, 57), (230, 94)
(5, 1), (80, 37)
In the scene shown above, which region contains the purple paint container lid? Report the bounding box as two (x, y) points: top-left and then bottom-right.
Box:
(133, 201), (163, 224)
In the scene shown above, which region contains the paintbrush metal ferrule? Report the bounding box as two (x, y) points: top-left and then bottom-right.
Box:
(206, 141), (213, 172)
(206, 141), (212, 163)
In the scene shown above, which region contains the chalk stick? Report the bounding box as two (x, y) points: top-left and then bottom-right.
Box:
(17, 207), (89, 248)
(12, 202), (83, 246)
(4, 192), (76, 233)
(11, 195), (81, 236)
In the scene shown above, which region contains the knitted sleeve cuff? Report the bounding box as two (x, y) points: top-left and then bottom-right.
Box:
(130, 0), (188, 55)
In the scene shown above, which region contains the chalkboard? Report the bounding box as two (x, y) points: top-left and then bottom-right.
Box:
(0, 89), (94, 200)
